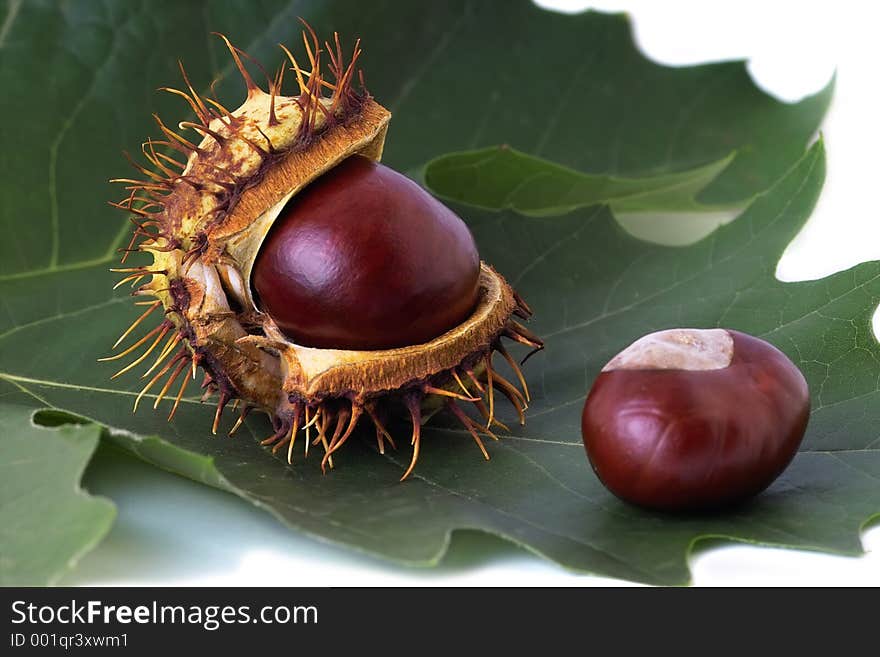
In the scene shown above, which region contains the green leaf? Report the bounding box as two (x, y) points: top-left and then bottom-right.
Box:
(0, 0), (831, 278)
(424, 146), (736, 215)
(0, 387), (115, 585)
(2, 1), (865, 585)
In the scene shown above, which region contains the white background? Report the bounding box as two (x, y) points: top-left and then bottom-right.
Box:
(67, 0), (880, 586)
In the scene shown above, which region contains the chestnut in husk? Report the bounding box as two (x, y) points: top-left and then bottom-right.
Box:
(581, 328), (809, 511)
(253, 155), (481, 350)
(103, 25), (544, 480)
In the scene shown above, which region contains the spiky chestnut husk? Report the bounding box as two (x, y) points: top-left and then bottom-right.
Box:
(104, 23), (543, 480)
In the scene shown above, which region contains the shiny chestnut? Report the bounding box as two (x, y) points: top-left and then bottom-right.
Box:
(581, 328), (810, 511)
(253, 155), (481, 350)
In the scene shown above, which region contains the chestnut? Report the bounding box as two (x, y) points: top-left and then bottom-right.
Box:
(253, 155), (481, 351)
(581, 328), (810, 511)
(103, 25), (544, 479)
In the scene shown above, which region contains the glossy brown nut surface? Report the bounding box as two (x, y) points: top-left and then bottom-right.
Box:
(581, 329), (810, 511)
(253, 155), (480, 350)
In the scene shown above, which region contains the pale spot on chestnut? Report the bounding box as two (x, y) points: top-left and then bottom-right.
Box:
(582, 328), (810, 511)
(602, 328), (733, 372)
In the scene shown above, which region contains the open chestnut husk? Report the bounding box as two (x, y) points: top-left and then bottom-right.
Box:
(581, 328), (810, 511)
(103, 23), (543, 481)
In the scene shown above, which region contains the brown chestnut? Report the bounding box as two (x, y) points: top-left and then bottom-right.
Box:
(581, 328), (810, 511)
(252, 155), (481, 351)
